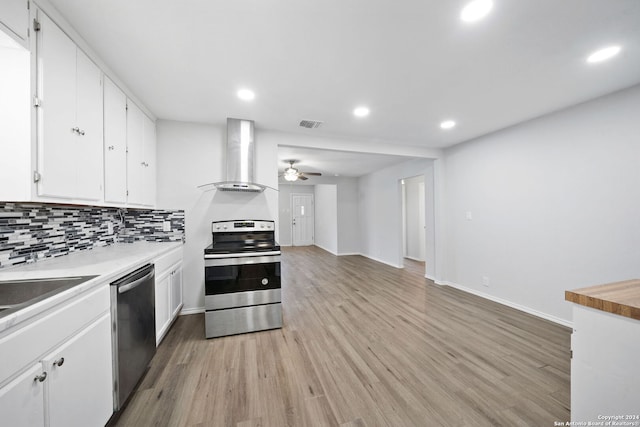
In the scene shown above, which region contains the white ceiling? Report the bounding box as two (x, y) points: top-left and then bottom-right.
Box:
(45, 0), (640, 176)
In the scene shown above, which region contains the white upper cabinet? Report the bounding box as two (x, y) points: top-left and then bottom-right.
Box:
(104, 77), (128, 203)
(126, 101), (156, 207)
(75, 51), (104, 200)
(0, 0), (29, 46)
(36, 11), (103, 201)
(142, 113), (157, 206)
(0, 4), (156, 207)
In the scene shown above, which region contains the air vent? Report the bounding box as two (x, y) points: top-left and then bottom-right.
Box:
(299, 120), (323, 129)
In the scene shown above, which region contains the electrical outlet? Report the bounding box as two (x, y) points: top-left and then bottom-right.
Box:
(482, 276), (490, 287)
(162, 221), (171, 232)
(107, 222), (114, 235)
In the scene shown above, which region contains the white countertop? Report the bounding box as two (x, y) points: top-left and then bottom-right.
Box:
(0, 241), (182, 333)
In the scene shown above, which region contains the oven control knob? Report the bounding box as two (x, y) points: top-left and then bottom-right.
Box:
(261, 278), (269, 285)
(223, 226), (227, 229)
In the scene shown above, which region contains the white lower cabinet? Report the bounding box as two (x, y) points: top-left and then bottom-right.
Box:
(170, 265), (183, 319)
(0, 364), (45, 427)
(154, 247), (184, 345)
(155, 270), (171, 343)
(570, 305), (640, 422)
(0, 285), (113, 427)
(44, 313), (113, 427)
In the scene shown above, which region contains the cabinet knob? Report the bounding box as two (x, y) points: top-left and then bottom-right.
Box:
(108, 145), (115, 151)
(71, 127), (80, 134)
(53, 357), (65, 367)
(79, 130), (85, 136)
(34, 372), (47, 383)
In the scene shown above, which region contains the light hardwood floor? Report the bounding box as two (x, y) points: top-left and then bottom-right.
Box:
(111, 246), (570, 427)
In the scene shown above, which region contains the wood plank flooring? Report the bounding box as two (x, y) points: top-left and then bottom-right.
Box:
(111, 246), (570, 427)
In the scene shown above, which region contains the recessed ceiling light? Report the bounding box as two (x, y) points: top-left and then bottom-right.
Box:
(353, 106), (370, 117)
(586, 45), (621, 64)
(440, 120), (456, 130)
(237, 88), (255, 101)
(460, 0), (493, 23)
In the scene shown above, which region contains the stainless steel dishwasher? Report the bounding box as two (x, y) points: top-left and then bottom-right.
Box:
(110, 263), (156, 411)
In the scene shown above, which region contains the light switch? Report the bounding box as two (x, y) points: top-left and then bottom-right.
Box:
(466, 211), (473, 221)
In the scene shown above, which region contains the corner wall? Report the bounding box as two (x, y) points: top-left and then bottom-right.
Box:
(357, 159), (435, 270)
(314, 184), (338, 254)
(155, 120), (278, 313)
(441, 85), (640, 324)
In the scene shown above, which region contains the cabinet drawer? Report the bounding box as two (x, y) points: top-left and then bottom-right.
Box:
(0, 284), (109, 386)
(155, 246), (183, 275)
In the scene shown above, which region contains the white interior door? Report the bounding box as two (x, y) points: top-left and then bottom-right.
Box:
(292, 193), (314, 246)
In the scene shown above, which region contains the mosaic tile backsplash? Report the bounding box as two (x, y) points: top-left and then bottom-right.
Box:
(0, 203), (185, 268)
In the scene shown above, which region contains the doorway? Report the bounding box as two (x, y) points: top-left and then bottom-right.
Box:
(401, 175), (426, 272)
(291, 193), (314, 246)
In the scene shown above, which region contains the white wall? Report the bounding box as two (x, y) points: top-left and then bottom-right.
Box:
(277, 183), (314, 246)
(314, 184), (338, 254)
(155, 120), (278, 312)
(336, 177), (359, 255)
(358, 159), (435, 270)
(404, 175), (425, 261)
(441, 85), (640, 324)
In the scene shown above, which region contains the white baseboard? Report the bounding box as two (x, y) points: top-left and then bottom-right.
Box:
(179, 307), (205, 315)
(337, 252), (360, 256)
(436, 280), (572, 328)
(359, 253), (403, 269)
(404, 255), (425, 262)
(314, 244), (339, 256)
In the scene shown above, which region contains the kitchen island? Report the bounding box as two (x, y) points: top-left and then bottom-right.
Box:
(565, 280), (640, 423)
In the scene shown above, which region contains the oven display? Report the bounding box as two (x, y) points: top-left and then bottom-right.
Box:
(233, 221), (255, 228)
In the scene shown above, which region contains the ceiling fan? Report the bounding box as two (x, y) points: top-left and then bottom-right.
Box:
(280, 160), (322, 181)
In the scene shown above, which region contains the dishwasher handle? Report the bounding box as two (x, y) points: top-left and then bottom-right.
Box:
(118, 269), (155, 294)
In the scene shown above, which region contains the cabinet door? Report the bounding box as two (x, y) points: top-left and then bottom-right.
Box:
(43, 313), (113, 427)
(170, 265), (183, 319)
(103, 77), (128, 203)
(142, 114), (156, 207)
(155, 271), (171, 345)
(74, 50), (103, 200)
(36, 12), (77, 198)
(126, 101), (145, 205)
(0, 0), (28, 44)
(0, 363), (46, 427)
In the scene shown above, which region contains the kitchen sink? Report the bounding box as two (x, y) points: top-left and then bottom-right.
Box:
(0, 276), (98, 318)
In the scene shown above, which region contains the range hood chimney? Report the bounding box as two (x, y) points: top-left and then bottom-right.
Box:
(214, 118), (265, 192)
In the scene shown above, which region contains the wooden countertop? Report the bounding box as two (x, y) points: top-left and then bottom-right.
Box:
(565, 279), (640, 321)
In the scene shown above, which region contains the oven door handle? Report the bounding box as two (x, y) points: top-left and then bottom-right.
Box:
(204, 254), (281, 267)
(204, 251), (281, 259)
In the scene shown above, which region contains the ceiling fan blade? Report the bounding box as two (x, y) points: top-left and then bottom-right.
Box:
(298, 175), (309, 181)
(301, 172), (322, 176)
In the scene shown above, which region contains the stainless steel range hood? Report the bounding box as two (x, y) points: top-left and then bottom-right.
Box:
(214, 118), (265, 192)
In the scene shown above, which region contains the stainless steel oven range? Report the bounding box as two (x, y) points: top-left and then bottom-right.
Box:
(204, 220), (282, 338)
